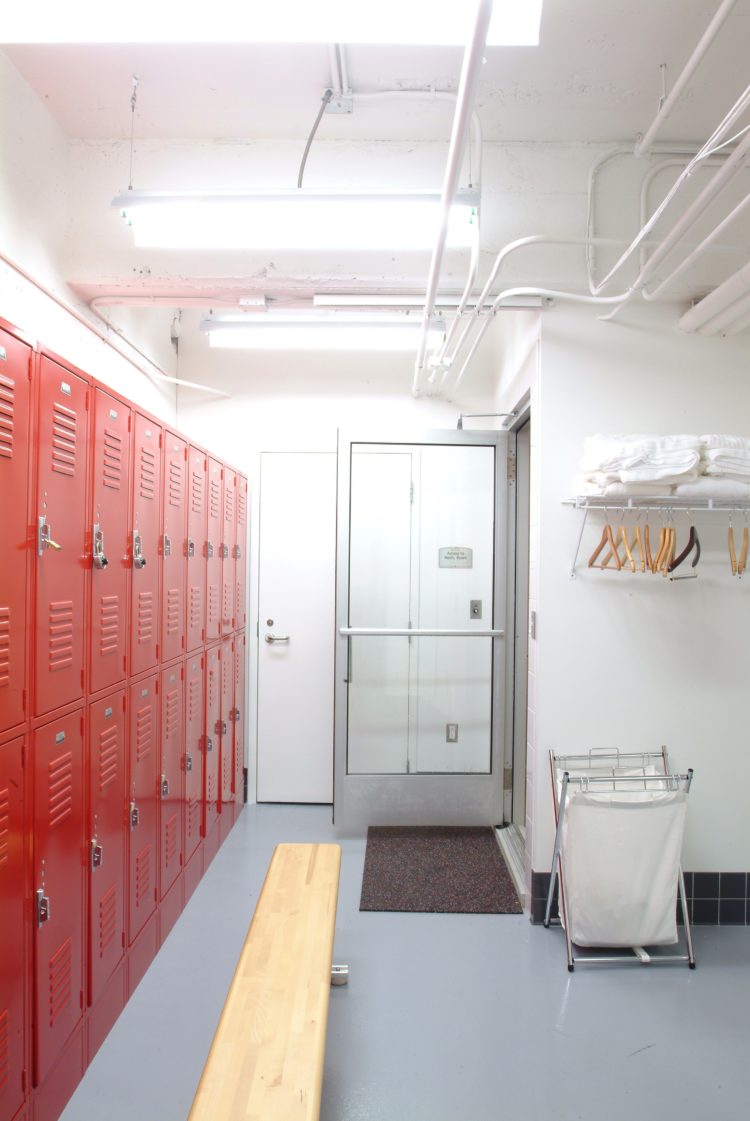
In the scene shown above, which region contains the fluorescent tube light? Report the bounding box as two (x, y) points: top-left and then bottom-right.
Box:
(201, 313), (446, 352)
(3, 2), (542, 45)
(113, 189), (479, 251)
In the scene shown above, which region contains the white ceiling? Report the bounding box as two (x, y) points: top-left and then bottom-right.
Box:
(4, 0), (750, 144)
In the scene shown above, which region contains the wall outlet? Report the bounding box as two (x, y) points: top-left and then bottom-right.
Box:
(446, 723), (459, 743)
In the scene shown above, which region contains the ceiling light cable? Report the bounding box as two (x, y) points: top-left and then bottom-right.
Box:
(128, 73), (139, 191)
(297, 88), (334, 188)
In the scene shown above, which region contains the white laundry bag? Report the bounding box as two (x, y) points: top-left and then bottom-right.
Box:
(561, 789), (687, 947)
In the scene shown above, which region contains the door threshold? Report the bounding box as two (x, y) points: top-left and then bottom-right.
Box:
(495, 824), (527, 910)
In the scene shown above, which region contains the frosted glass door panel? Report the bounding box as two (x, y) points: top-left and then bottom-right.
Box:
(348, 451), (413, 774)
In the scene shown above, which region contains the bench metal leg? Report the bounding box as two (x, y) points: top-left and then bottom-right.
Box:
(331, 964), (349, 986)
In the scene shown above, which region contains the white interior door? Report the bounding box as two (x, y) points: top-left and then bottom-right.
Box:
(257, 452), (336, 803)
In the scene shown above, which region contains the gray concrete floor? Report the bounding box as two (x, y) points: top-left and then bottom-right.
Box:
(60, 805), (749, 1121)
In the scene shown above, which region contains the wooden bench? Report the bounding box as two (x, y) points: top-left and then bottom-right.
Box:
(187, 842), (344, 1121)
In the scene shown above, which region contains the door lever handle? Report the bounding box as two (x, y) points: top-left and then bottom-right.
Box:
(265, 634), (290, 644)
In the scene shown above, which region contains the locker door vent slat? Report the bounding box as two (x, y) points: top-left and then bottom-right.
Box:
(99, 595), (120, 657)
(190, 469), (204, 514)
(189, 586), (202, 631)
(224, 487), (235, 523)
(168, 461), (182, 507)
(98, 884), (117, 958)
(102, 428), (123, 491)
(48, 938), (72, 1026)
(48, 601), (74, 672)
(137, 591), (154, 645)
(135, 706), (153, 762)
(166, 588), (180, 636)
(188, 675), (200, 720)
(165, 688), (179, 739)
(209, 478), (221, 519)
(139, 446), (156, 499)
(208, 585), (219, 626)
(0, 373), (14, 459)
(98, 725), (119, 792)
(135, 845), (151, 907)
(187, 797), (200, 840)
(0, 1008), (9, 1089)
(48, 752), (73, 828)
(164, 814), (178, 867)
(0, 607), (9, 688)
(0, 789), (8, 867)
(237, 488), (247, 526)
(51, 403), (77, 477)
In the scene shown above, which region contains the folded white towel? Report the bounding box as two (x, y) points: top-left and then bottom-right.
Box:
(618, 467), (699, 485)
(580, 434), (701, 478)
(702, 448), (750, 471)
(674, 478), (750, 499)
(704, 466), (750, 482)
(700, 434), (750, 452)
(577, 478), (674, 497)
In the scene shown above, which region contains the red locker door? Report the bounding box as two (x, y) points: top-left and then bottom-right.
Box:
(219, 637), (233, 804)
(0, 734), (26, 1121)
(33, 710), (84, 1085)
(159, 664), (184, 898)
(130, 415), (162, 677)
(186, 448), (207, 653)
(87, 691), (126, 1005)
(183, 655), (204, 863)
(34, 357), (89, 718)
(89, 390), (131, 696)
(221, 467), (237, 634)
(232, 632), (247, 806)
(205, 458), (222, 643)
(127, 676), (159, 943)
(203, 646), (220, 836)
(0, 328), (32, 737)
(161, 434), (187, 664)
(235, 475), (248, 634)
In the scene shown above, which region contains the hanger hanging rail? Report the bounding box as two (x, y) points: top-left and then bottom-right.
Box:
(565, 496), (750, 511)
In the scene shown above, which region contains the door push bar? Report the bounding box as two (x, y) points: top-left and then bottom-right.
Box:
(339, 627), (505, 638)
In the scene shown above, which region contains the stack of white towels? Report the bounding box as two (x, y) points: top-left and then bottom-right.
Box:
(578, 434), (750, 498)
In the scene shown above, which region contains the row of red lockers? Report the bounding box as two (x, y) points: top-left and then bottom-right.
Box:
(0, 317), (248, 741)
(0, 316), (250, 1121)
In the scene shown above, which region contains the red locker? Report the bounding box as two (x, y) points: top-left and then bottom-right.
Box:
(232, 632), (247, 806)
(235, 474), (248, 634)
(89, 390), (131, 696)
(205, 458), (222, 643)
(220, 467), (237, 634)
(183, 655), (204, 864)
(0, 734), (26, 1121)
(34, 357), (89, 719)
(161, 434), (187, 664)
(159, 664), (183, 898)
(203, 646), (220, 836)
(185, 448), (207, 653)
(33, 710), (84, 1085)
(87, 692), (126, 1006)
(130, 414), (162, 677)
(127, 676), (159, 943)
(0, 327), (32, 740)
(219, 637), (233, 804)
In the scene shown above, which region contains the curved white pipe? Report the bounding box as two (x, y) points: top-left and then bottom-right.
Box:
(412, 0), (493, 397)
(635, 0), (739, 157)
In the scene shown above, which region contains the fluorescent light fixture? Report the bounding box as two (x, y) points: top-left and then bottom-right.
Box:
(201, 313), (446, 352)
(112, 189), (479, 251)
(3, 1), (542, 45)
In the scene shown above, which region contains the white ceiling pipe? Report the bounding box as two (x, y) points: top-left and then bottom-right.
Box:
(91, 295), (243, 309)
(678, 261), (750, 332)
(724, 304), (750, 334)
(634, 0), (739, 157)
(411, 0), (492, 398)
(637, 156), (727, 269)
(644, 188), (750, 300)
(697, 288), (750, 334)
(328, 44), (342, 97)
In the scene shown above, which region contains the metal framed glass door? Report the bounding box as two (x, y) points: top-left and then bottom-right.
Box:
(334, 429), (508, 828)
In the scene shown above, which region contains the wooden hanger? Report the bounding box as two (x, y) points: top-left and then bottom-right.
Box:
(617, 524), (636, 573)
(668, 525), (700, 573)
(660, 526), (676, 576)
(629, 525), (646, 573)
(643, 523), (653, 571)
(652, 526), (668, 573)
(729, 524), (738, 575)
(588, 521), (622, 570)
(739, 525), (749, 576)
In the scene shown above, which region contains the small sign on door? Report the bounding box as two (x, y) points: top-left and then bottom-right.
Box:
(439, 546), (473, 569)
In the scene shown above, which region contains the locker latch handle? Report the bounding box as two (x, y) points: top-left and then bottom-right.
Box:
(90, 839), (104, 870)
(233, 545), (242, 560)
(38, 516), (61, 556)
(93, 524), (109, 569)
(220, 543), (229, 559)
(215, 719), (227, 736)
(163, 534), (172, 557)
(187, 538), (195, 558)
(133, 530), (147, 569)
(230, 707), (240, 723)
(129, 801), (140, 830)
(36, 889), (51, 927)
(206, 541), (214, 559)
(185, 753), (193, 772)
(161, 774), (170, 797)
(205, 735), (213, 752)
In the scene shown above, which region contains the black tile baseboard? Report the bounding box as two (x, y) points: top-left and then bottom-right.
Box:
(530, 870), (750, 925)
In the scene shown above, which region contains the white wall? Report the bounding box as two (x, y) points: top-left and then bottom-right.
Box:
(533, 301), (750, 872)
